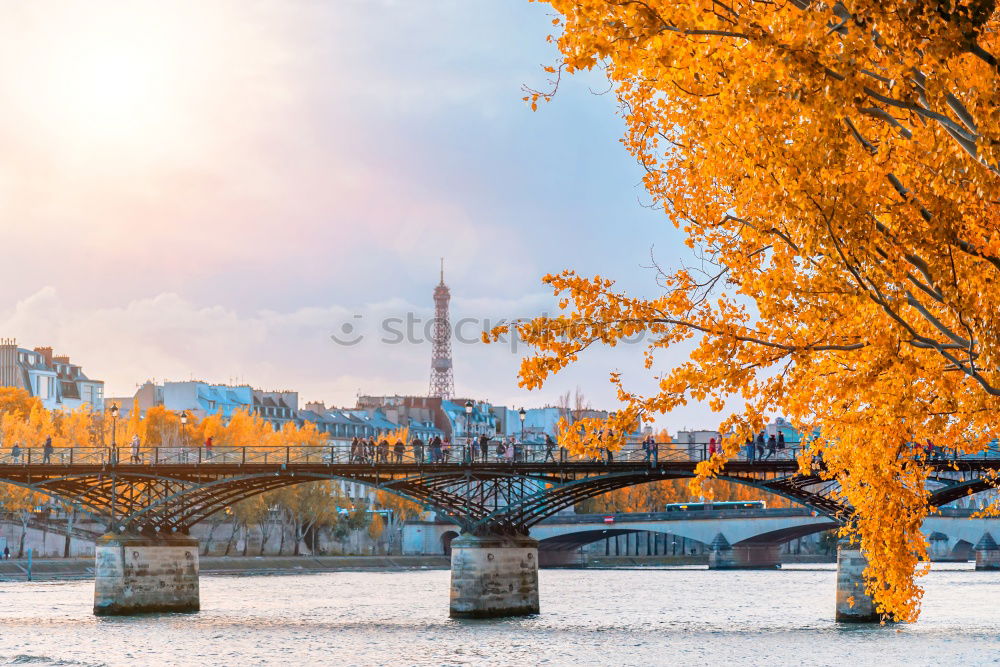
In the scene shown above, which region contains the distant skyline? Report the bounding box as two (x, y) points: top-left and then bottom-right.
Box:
(0, 1), (721, 431)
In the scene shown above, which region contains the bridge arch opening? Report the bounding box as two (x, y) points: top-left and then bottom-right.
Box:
(732, 523), (840, 546)
(537, 528), (711, 558)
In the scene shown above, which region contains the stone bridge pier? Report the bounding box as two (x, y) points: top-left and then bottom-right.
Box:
(974, 533), (1000, 570)
(94, 532), (200, 616)
(449, 533), (540, 618)
(834, 540), (879, 623)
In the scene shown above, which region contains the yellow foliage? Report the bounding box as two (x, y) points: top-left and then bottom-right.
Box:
(578, 479), (790, 514)
(374, 490), (423, 521)
(368, 511), (384, 541)
(497, 0), (1000, 621)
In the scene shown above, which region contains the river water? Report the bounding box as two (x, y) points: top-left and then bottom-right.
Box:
(0, 563), (997, 666)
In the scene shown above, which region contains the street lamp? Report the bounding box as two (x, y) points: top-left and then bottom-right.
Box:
(518, 407), (526, 444)
(109, 404), (119, 465)
(464, 401), (473, 441)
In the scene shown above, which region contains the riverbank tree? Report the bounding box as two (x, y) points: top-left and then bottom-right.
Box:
(495, 0), (1000, 621)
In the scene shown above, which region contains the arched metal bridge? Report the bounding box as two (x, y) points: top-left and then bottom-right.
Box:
(0, 443), (996, 537)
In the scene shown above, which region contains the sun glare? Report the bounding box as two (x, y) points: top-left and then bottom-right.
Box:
(64, 41), (172, 136)
(12, 4), (235, 155)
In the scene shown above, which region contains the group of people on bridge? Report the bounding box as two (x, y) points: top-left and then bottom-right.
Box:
(742, 432), (789, 463)
(347, 433), (565, 465)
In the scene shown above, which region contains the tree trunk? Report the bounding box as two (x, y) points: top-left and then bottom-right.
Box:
(63, 507), (76, 558)
(202, 521), (220, 556)
(17, 514), (28, 558)
(258, 520), (272, 556)
(224, 521), (240, 556)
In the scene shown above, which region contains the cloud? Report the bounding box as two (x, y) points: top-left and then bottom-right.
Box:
(0, 286), (728, 431)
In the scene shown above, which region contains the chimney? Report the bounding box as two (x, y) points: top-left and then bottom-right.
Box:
(0, 339), (18, 387)
(34, 347), (54, 366)
(53, 355), (70, 365)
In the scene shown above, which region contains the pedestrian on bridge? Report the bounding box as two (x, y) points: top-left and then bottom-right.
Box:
(924, 439), (937, 461)
(393, 439), (404, 464)
(745, 436), (755, 463)
(545, 434), (557, 463)
(777, 432), (786, 458)
(766, 434), (776, 461)
(130, 434), (141, 464)
(378, 438), (389, 464)
(646, 435), (660, 464)
(479, 433), (490, 462)
(43, 436), (54, 464)
(411, 437), (424, 464)
(11, 443), (21, 464)
(708, 437), (718, 458)
(755, 433), (766, 462)
(205, 436), (214, 461)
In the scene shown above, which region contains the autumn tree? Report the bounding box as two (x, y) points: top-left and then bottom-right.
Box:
(367, 512), (385, 554)
(229, 495), (269, 556)
(497, 0), (1000, 621)
(273, 482), (341, 555)
(0, 484), (49, 557)
(577, 479), (792, 514)
(374, 490), (425, 554)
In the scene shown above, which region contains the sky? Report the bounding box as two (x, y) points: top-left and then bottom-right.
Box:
(0, 0), (717, 430)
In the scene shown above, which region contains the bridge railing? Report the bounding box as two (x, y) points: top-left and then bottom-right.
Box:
(3, 441), (992, 466)
(0, 442), (801, 466)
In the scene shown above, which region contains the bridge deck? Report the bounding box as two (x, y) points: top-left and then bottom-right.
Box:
(0, 445), (994, 535)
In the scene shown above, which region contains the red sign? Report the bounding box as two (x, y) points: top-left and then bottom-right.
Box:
(603, 516), (615, 524)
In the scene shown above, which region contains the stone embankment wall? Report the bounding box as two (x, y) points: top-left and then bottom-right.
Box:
(0, 518), (397, 558)
(0, 554), (450, 582)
